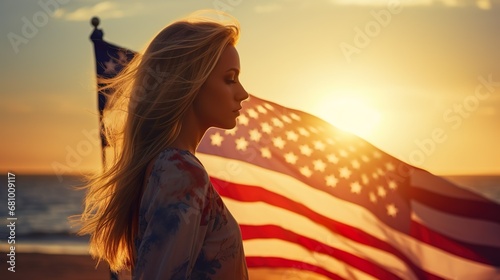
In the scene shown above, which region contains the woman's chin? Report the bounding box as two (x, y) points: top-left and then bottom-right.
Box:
(218, 120), (237, 130)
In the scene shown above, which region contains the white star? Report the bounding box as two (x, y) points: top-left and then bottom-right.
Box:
(238, 114), (249, 126)
(388, 180), (398, 190)
(351, 159), (360, 169)
(256, 105), (267, 114)
(339, 167), (351, 179)
(281, 115), (292, 123)
(290, 113), (301, 121)
(264, 103), (274, 110)
(309, 126), (318, 134)
(249, 129), (262, 142)
(377, 168), (385, 176)
(326, 154), (339, 164)
(272, 137), (286, 149)
(298, 127), (310, 137)
(362, 174), (369, 185)
(261, 122), (273, 134)
(271, 117), (284, 128)
(373, 150), (382, 159)
(300, 166), (312, 177)
(372, 172), (379, 179)
(313, 140), (325, 151)
(326, 138), (335, 145)
(339, 149), (349, 158)
(284, 152), (298, 164)
(247, 108), (259, 119)
(299, 145), (313, 156)
(325, 175), (338, 187)
(225, 127), (237, 136)
(103, 60), (117, 74)
(260, 147), (272, 159)
(350, 181), (362, 194)
(361, 155), (370, 163)
(117, 51), (128, 64)
(235, 137), (248, 151)
(386, 204), (398, 217)
(348, 145), (356, 152)
(286, 131), (299, 142)
(313, 159), (326, 172)
(369, 192), (377, 203)
(385, 162), (395, 171)
(210, 132), (224, 146)
(377, 186), (386, 197)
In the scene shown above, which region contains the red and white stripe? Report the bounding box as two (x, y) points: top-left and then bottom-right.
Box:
(199, 153), (500, 280)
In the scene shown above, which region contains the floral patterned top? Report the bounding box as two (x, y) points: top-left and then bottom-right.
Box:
(133, 148), (248, 280)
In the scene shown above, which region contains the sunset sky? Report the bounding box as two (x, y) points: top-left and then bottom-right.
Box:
(1, 0), (499, 175)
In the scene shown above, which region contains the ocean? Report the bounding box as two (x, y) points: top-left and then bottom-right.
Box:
(0, 174), (89, 254)
(0, 173), (499, 255)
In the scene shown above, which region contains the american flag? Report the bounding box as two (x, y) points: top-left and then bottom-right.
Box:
(91, 26), (134, 149)
(197, 95), (500, 279)
(91, 31), (500, 280)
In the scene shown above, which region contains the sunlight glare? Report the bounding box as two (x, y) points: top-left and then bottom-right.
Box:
(316, 95), (381, 139)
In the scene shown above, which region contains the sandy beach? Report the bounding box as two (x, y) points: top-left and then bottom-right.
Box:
(4, 253), (110, 280)
(2, 254), (273, 279)
(1, 253), (322, 280)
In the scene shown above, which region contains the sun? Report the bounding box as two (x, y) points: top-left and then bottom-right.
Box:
(315, 95), (381, 139)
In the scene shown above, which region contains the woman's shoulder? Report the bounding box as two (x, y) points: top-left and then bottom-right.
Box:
(150, 147), (209, 188)
(155, 147), (203, 170)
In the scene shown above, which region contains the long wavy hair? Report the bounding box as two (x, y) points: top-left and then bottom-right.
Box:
(76, 12), (240, 272)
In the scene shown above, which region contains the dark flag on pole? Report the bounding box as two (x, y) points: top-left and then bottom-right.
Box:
(89, 18), (500, 279)
(90, 17), (135, 150)
(89, 17), (136, 280)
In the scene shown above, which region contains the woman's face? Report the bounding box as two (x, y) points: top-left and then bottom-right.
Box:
(193, 45), (249, 130)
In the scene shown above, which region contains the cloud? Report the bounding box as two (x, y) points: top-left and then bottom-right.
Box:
(330, 0), (431, 6)
(254, 3), (283, 13)
(329, 0), (494, 9)
(54, 1), (140, 21)
(476, 0), (493, 9)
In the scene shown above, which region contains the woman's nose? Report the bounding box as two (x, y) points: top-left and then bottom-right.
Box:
(237, 83), (249, 101)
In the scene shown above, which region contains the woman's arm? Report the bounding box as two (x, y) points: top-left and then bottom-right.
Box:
(133, 151), (211, 280)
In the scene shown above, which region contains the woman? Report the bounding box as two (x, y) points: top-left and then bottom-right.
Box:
(77, 12), (249, 279)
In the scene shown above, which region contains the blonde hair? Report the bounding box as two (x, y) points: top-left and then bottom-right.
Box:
(76, 12), (240, 272)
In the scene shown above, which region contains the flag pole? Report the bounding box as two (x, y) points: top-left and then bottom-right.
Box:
(90, 17), (108, 169)
(89, 16), (119, 280)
